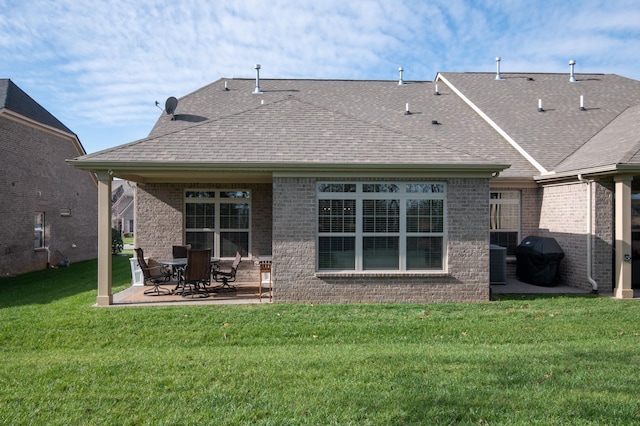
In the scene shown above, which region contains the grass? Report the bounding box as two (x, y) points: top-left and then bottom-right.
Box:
(1, 257), (640, 425)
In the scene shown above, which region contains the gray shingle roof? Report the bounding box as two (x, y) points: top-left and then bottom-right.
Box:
(0, 79), (74, 135)
(76, 78), (515, 176)
(73, 72), (640, 180)
(84, 96), (494, 166)
(439, 72), (640, 174)
(555, 105), (640, 173)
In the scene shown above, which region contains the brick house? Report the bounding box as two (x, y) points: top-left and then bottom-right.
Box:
(1, 79), (98, 275)
(112, 180), (135, 236)
(68, 64), (640, 305)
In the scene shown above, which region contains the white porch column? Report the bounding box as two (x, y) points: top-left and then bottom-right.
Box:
(614, 175), (634, 299)
(96, 171), (113, 306)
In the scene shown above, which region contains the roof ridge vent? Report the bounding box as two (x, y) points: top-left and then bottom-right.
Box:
(569, 59), (577, 83)
(253, 64), (263, 94)
(495, 57), (504, 80)
(398, 67), (405, 85)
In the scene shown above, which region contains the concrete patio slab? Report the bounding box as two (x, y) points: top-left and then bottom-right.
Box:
(110, 281), (271, 306)
(492, 278), (602, 296)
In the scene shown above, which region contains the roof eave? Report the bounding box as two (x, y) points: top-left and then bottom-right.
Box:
(67, 160), (510, 183)
(534, 164), (640, 183)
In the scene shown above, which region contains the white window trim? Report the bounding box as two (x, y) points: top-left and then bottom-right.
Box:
(317, 182), (447, 273)
(490, 190), (521, 256)
(184, 189), (251, 259)
(34, 212), (45, 250)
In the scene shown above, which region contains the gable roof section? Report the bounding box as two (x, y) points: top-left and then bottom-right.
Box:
(438, 72), (640, 176)
(555, 105), (640, 174)
(71, 78), (515, 180)
(0, 79), (74, 135)
(76, 97), (505, 179)
(150, 78), (534, 178)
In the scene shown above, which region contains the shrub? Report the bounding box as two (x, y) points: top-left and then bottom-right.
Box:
(111, 228), (123, 254)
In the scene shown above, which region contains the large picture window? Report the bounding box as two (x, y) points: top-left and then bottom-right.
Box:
(184, 190), (250, 258)
(490, 191), (520, 256)
(317, 182), (446, 271)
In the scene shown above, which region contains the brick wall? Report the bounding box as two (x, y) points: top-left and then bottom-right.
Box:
(0, 116), (98, 275)
(521, 187), (541, 240)
(537, 180), (614, 291)
(272, 177), (491, 303)
(593, 178), (614, 292)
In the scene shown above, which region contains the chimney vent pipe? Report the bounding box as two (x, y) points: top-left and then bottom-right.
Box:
(253, 64), (263, 94)
(495, 57), (504, 80)
(398, 67), (404, 85)
(569, 59), (577, 83)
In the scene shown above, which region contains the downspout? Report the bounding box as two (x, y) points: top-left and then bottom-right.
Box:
(579, 174), (599, 293)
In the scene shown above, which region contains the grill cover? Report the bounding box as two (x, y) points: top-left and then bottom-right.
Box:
(515, 236), (564, 286)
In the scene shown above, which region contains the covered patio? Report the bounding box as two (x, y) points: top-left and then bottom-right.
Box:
(112, 281), (271, 306)
(110, 275), (605, 307)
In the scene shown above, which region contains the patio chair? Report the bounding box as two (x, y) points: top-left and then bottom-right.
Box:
(134, 248), (172, 296)
(180, 248), (211, 298)
(172, 244), (191, 259)
(212, 251), (241, 292)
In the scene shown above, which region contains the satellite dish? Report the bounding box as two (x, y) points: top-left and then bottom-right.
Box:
(165, 97), (178, 115)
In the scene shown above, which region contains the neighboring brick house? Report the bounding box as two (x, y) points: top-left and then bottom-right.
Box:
(112, 180), (135, 236)
(68, 64), (640, 305)
(1, 79), (98, 275)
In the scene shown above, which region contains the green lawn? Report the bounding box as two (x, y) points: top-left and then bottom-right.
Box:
(1, 257), (639, 425)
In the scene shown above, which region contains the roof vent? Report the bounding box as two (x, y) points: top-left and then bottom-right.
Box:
(253, 64), (263, 94)
(404, 103), (411, 115)
(538, 99), (544, 112)
(434, 83), (440, 95)
(398, 67), (405, 85)
(569, 59), (577, 83)
(224, 81), (229, 91)
(432, 120), (440, 125)
(579, 95), (586, 111)
(495, 57), (504, 80)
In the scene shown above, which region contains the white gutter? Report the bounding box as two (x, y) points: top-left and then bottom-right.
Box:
(436, 73), (549, 176)
(579, 174), (598, 293)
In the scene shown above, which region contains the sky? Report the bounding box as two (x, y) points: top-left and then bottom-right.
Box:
(1, 0), (640, 154)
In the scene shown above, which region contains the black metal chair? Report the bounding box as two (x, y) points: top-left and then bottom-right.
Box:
(172, 245), (191, 259)
(134, 248), (172, 296)
(179, 249), (211, 298)
(212, 251), (241, 292)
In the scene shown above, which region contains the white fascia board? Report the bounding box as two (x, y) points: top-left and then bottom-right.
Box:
(67, 160), (508, 174)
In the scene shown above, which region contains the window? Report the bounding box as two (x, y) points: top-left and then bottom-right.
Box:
(317, 182), (445, 271)
(184, 190), (250, 257)
(490, 191), (520, 256)
(34, 212), (45, 249)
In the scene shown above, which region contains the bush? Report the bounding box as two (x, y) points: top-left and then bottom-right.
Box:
(111, 228), (123, 254)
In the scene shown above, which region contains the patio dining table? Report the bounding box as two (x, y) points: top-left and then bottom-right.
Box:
(158, 257), (220, 293)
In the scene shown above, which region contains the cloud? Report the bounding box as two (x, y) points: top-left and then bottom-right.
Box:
(1, 0), (639, 152)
